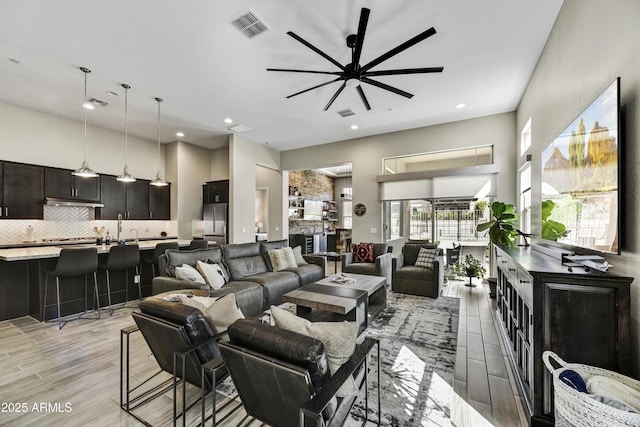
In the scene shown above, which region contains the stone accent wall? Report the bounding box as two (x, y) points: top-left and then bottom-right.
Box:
(288, 171), (335, 234)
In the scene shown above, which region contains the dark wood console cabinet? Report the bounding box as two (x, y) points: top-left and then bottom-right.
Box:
(494, 245), (632, 426)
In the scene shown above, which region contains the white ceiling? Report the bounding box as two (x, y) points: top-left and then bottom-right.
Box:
(0, 0), (563, 152)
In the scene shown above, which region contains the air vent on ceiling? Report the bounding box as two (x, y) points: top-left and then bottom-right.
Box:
(230, 10), (269, 39)
(227, 124), (252, 133)
(337, 108), (357, 118)
(86, 97), (109, 107)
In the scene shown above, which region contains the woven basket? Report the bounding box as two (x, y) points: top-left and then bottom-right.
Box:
(542, 351), (640, 427)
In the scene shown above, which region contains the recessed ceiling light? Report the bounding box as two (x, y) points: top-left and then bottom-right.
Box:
(82, 102), (95, 110)
(176, 132), (184, 137)
(224, 118), (233, 124)
(265, 141), (271, 145)
(105, 90), (119, 97)
(350, 124), (358, 130)
(456, 103), (466, 109)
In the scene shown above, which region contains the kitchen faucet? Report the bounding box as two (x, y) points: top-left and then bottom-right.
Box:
(130, 228), (139, 242)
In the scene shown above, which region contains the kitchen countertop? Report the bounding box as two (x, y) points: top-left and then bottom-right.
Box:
(0, 239), (196, 261)
(0, 236), (179, 249)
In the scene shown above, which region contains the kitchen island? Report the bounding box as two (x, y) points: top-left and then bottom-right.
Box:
(0, 239), (196, 322)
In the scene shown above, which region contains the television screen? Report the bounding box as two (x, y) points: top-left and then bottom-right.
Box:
(303, 200), (323, 220)
(540, 78), (620, 254)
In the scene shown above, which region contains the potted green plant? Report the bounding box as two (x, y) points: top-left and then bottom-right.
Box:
(476, 201), (521, 248)
(453, 254), (486, 287)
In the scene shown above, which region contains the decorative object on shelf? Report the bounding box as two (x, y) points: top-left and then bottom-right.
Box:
(150, 97), (168, 186)
(72, 67), (98, 178)
(452, 254), (486, 287)
(354, 203), (366, 217)
(117, 83), (136, 183)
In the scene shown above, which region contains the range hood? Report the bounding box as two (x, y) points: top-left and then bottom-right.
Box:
(45, 197), (104, 208)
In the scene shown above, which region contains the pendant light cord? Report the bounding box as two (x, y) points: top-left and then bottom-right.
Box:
(156, 97), (163, 172)
(82, 68), (89, 162)
(122, 84), (131, 167)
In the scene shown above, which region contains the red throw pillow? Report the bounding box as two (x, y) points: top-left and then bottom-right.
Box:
(352, 242), (374, 263)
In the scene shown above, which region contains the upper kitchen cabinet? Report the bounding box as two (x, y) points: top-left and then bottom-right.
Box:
(45, 167), (100, 201)
(96, 175), (154, 220)
(203, 179), (229, 204)
(149, 183), (171, 220)
(126, 179), (149, 219)
(1, 161), (44, 219)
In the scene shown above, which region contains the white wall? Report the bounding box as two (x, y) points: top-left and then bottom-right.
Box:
(517, 0), (640, 375)
(281, 113), (516, 244)
(210, 145), (230, 180)
(229, 135), (283, 243)
(0, 102), (164, 179)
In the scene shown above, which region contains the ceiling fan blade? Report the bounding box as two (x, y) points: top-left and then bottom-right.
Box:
(362, 77), (413, 98)
(351, 8), (370, 69)
(323, 83), (347, 111)
(360, 27), (437, 73)
(363, 67), (444, 77)
(356, 85), (371, 111)
(287, 31), (345, 71)
(267, 68), (343, 76)
(286, 78), (343, 99)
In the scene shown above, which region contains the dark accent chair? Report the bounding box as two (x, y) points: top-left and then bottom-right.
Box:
(140, 241), (179, 277)
(122, 298), (240, 426)
(219, 319), (380, 427)
(392, 243), (444, 298)
(341, 243), (392, 286)
(189, 239), (209, 249)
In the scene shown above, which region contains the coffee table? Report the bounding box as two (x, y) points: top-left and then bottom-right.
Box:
(315, 273), (387, 323)
(282, 283), (368, 334)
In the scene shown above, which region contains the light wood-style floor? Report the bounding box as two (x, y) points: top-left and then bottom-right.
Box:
(0, 261), (527, 426)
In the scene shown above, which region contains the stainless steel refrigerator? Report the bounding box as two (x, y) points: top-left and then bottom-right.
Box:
(203, 203), (228, 245)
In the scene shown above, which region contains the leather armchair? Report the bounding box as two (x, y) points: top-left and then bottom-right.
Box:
(219, 319), (379, 427)
(392, 244), (444, 298)
(341, 243), (392, 286)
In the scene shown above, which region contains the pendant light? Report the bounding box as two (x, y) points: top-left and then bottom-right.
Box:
(72, 67), (98, 178)
(150, 96), (168, 186)
(117, 83), (136, 182)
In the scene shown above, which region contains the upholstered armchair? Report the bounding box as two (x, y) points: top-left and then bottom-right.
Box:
(341, 243), (392, 286)
(219, 319), (379, 427)
(392, 244), (444, 298)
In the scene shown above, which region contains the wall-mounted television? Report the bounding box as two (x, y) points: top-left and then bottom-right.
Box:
(303, 200), (323, 221)
(540, 78), (620, 254)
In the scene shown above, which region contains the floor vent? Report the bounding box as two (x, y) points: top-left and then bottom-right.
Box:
(230, 10), (269, 39)
(337, 108), (357, 118)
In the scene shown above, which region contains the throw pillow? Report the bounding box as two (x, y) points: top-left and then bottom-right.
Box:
(352, 242), (374, 263)
(196, 260), (227, 290)
(207, 258), (230, 282)
(282, 246), (298, 268)
(292, 246), (308, 265)
(415, 247), (439, 269)
(268, 248), (296, 271)
(178, 293), (245, 335)
(271, 305), (360, 397)
(174, 264), (206, 284)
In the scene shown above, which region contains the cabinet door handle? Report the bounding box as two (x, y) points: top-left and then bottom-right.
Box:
(149, 211), (153, 219)
(0, 206), (2, 217)
(519, 279), (530, 284)
(5, 207), (7, 217)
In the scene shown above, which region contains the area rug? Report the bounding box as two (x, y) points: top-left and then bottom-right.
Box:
(346, 292), (459, 427)
(216, 292), (459, 426)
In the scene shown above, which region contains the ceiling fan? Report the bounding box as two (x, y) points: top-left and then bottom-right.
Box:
(267, 7), (444, 111)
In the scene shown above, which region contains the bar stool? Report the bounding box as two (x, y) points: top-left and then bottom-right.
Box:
(100, 244), (141, 313)
(42, 247), (99, 330)
(189, 239), (209, 249)
(141, 242), (179, 277)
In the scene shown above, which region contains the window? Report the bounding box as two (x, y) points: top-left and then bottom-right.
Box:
(383, 146), (493, 175)
(519, 163), (532, 236)
(521, 117), (531, 156)
(342, 201), (352, 228)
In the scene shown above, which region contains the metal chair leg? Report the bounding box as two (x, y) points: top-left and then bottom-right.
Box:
(42, 274), (49, 323)
(55, 277), (63, 330)
(105, 270), (114, 315)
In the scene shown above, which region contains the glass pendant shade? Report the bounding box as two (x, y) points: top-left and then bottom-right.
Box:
(117, 83), (136, 183)
(150, 97), (168, 186)
(73, 67), (98, 178)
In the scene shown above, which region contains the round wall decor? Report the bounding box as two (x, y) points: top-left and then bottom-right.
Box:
(354, 203), (367, 216)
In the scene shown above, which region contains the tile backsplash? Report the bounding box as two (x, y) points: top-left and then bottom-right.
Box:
(0, 206), (177, 243)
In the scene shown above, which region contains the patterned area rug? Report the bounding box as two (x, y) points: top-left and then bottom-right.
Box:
(346, 292), (459, 426)
(216, 292), (459, 426)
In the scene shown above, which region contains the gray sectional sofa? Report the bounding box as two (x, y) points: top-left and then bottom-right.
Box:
(151, 240), (325, 317)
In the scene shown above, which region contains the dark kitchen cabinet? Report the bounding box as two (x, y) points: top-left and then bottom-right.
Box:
(126, 179), (150, 219)
(45, 167), (100, 201)
(203, 179), (229, 204)
(1, 161), (44, 219)
(149, 183), (171, 220)
(494, 245), (632, 426)
(97, 175), (154, 220)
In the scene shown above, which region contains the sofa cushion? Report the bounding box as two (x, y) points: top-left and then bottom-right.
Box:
(286, 263), (324, 286)
(343, 263), (377, 276)
(396, 265), (435, 281)
(244, 271), (299, 307)
(175, 264), (206, 284)
(268, 248), (297, 272)
(177, 293), (244, 335)
(292, 246), (307, 265)
(352, 243), (374, 263)
(271, 305), (360, 397)
(415, 247), (439, 269)
(196, 260), (227, 289)
(164, 248), (224, 277)
(223, 242), (268, 280)
(372, 243), (389, 258)
(260, 240), (289, 270)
